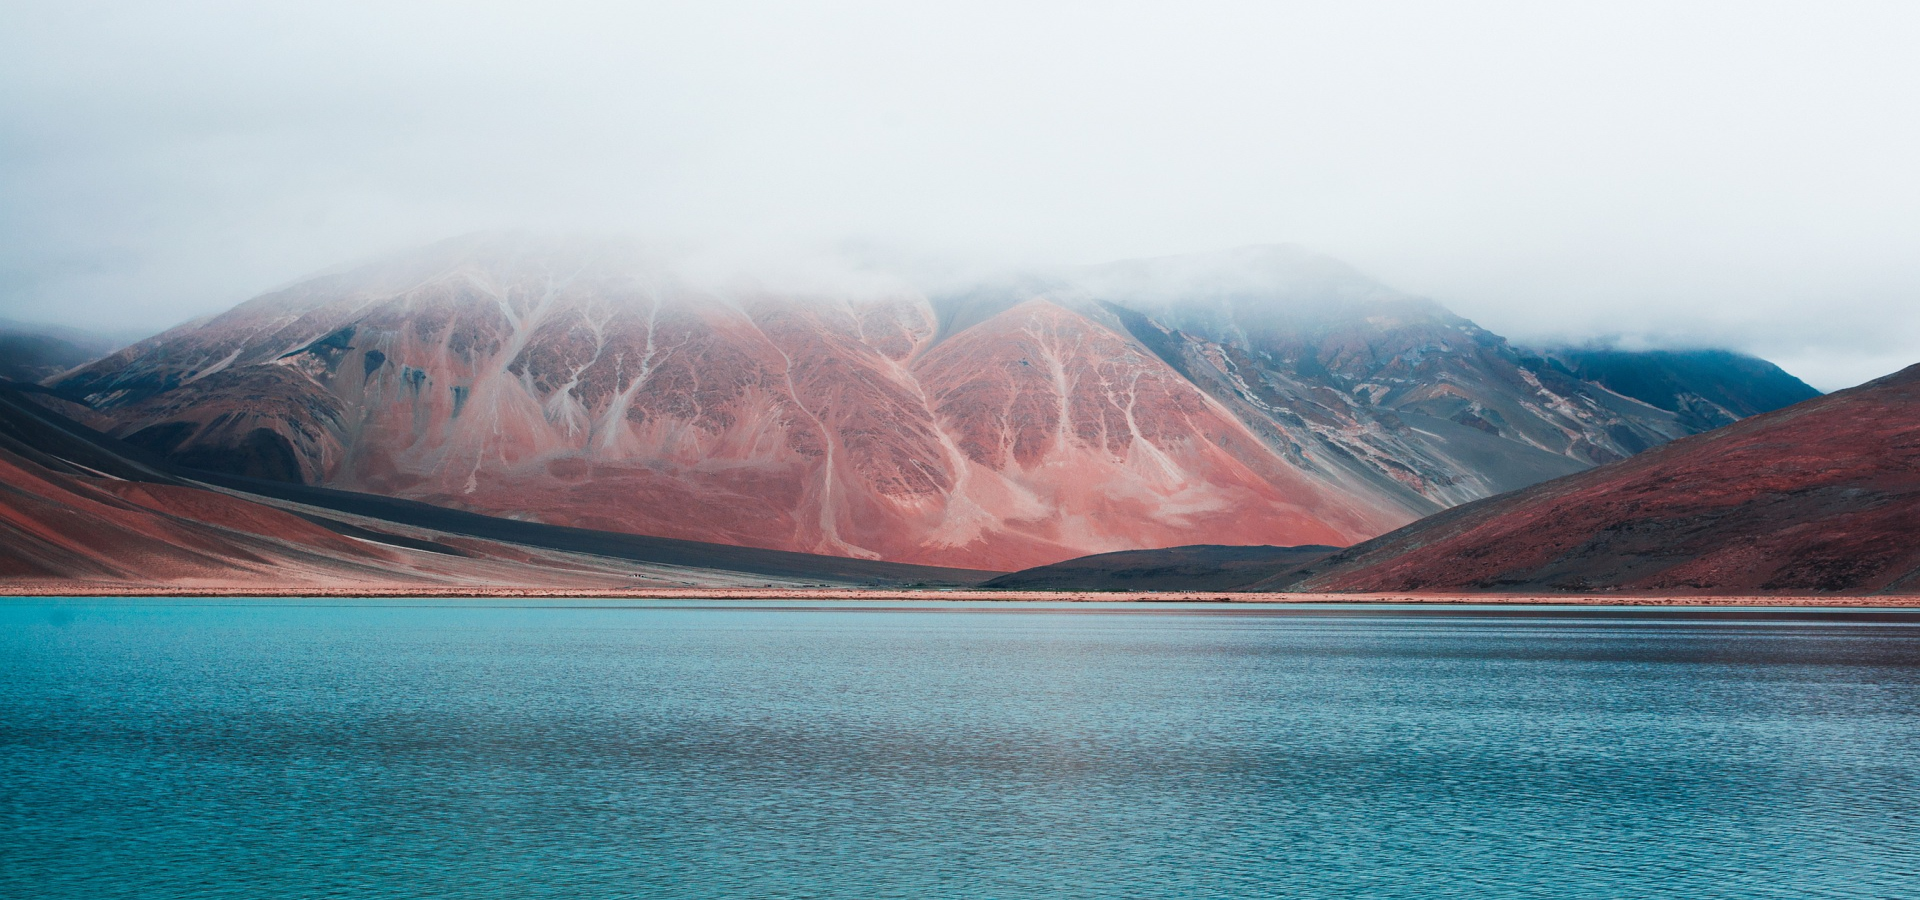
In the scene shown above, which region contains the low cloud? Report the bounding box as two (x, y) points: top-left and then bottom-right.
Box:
(3, 1), (1916, 391)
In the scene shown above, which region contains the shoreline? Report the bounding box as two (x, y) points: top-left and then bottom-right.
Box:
(5, 585), (1920, 607)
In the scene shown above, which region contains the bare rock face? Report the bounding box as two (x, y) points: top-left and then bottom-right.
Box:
(909, 298), (1398, 566)
(54, 236), (1816, 569)
(1074, 246), (1753, 512)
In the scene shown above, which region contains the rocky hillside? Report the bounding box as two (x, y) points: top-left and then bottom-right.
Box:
(50, 235), (1817, 569)
(0, 381), (994, 590)
(1273, 363), (1920, 595)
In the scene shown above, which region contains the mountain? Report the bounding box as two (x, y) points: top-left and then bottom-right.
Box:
(1268, 363), (1920, 595)
(1071, 246), (1782, 506)
(47, 235), (1817, 570)
(981, 544), (1336, 592)
(0, 379), (605, 589)
(0, 319), (132, 383)
(0, 380), (995, 591)
(1546, 347), (1821, 432)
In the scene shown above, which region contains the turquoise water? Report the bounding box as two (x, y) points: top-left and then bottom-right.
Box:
(2, 600), (1918, 898)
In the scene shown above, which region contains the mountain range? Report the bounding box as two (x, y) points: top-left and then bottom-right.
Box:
(35, 234), (1818, 571)
(982, 362), (1919, 596)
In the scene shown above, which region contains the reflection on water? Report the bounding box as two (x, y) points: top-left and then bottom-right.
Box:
(2, 600), (1918, 899)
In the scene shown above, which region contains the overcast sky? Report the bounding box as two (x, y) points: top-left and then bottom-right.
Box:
(3, 1), (1917, 389)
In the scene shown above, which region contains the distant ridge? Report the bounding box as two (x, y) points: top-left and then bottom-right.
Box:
(0, 319), (135, 383)
(983, 544), (1336, 592)
(1547, 347), (1821, 431)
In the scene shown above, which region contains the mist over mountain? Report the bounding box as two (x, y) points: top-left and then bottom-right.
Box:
(39, 234), (1819, 569)
(1544, 347), (1820, 432)
(8, 4), (1918, 392)
(0, 319), (140, 383)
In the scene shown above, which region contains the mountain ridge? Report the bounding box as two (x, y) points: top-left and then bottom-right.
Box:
(47, 235), (1819, 569)
(1266, 362), (1920, 594)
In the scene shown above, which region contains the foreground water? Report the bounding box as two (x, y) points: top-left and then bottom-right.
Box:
(2, 600), (1918, 898)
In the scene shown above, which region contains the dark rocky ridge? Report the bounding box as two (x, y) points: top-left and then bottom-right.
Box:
(1546, 347), (1820, 432)
(0, 320), (132, 383)
(983, 544), (1336, 592)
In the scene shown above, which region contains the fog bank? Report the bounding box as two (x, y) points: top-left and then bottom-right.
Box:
(3, 1), (1917, 390)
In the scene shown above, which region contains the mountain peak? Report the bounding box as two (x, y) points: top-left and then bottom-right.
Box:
(41, 236), (1824, 569)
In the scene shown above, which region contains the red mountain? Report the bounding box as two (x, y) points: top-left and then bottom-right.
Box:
(0, 384), (622, 591)
(47, 236), (1816, 570)
(0, 383), (995, 591)
(1277, 363), (1920, 594)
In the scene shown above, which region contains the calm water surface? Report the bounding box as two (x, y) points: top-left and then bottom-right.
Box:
(2, 599), (1918, 898)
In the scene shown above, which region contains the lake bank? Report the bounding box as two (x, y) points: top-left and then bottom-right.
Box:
(5, 583), (1920, 606)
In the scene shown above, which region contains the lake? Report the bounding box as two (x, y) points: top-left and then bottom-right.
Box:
(2, 599), (1917, 898)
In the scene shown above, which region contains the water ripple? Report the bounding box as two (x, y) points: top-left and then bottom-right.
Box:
(1, 600), (1917, 898)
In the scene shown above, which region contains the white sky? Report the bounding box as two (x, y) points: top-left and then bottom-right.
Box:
(3, 1), (1917, 389)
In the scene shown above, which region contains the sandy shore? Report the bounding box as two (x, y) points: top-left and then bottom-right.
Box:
(4, 584), (1919, 606)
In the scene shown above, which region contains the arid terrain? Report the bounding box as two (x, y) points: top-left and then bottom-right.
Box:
(11, 237), (1904, 602)
(1280, 362), (1920, 594)
(41, 236), (1815, 570)
(6, 352), (1913, 601)
(8, 585), (1917, 608)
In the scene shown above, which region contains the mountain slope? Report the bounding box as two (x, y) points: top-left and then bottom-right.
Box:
(1077, 246), (1739, 509)
(0, 319), (132, 383)
(50, 236), (1819, 569)
(1271, 363), (1920, 595)
(908, 298), (1398, 564)
(0, 381), (592, 589)
(1547, 347), (1822, 432)
(0, 380), (997, 590)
